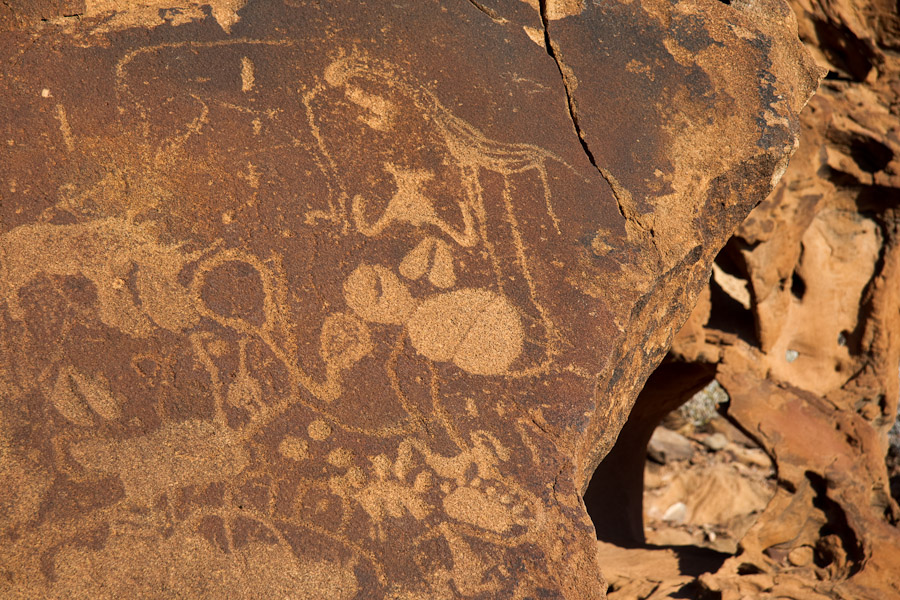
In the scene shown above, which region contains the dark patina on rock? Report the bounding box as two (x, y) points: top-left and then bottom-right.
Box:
(0, 1), (817, 597)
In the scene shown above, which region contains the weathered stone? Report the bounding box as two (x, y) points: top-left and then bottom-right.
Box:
(661, 502), (688, 525)
(788, 546), (814, 568)
(0, 0), (817, 597)
(643, 434), (775, 553)
(591, 0), (900, 595)
(648, 426), (695, 464)
(702, 432), (728, 452)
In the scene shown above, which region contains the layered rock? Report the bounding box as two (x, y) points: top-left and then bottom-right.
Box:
(0, 0), (817, 597)
(590, 0), (900, 596)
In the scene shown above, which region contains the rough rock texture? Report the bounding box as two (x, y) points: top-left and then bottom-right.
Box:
(589, 0), (900, 596)
(0, 1), (818, 597)
(640, 416), (776, 554)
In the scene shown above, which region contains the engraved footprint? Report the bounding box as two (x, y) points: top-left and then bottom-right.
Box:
(442, 479), (530, 534)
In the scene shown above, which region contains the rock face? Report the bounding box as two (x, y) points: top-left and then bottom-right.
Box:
(589, 0), (900, 596)
(0, 1), (818, 597)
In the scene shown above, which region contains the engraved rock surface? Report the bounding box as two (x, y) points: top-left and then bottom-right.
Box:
(0, 1), (818, 597)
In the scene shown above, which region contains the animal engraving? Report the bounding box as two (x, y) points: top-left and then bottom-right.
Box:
(0, 44), (595, 598)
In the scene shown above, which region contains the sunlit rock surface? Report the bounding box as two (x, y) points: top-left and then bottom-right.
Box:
(0, 0), (818, 597)
(591, 0), (900, 596)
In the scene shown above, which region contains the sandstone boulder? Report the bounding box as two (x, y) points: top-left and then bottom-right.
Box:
(648, 426), (695, 464)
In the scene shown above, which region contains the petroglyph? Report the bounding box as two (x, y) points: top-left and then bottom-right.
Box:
(353, 163), (480, 247)
(64, 0), (249, 35)
(320, 312), (373, 373)
(342, 262), (523, 375)
(225, 340), (265, 412)
(303, 54), (587, 377)
(343, 264), (417, 326)
(68, 419), (250, 503)
(408, 289), (523, 376)
(320, 431), (541, 552)
(0, 0), (826, 594)
(49, 366), (123, 425)
(308, 419), (333, 441)
(0, 44), (576, 599)
(240, 56), (255, 92)
(279, 435), (310, 460)
(0, 217), (202, 337)
(52, 532), (358, 600)
(399, 237), (457, 288)
(54, 104), (75, 152)
(443, 486), (514, 533)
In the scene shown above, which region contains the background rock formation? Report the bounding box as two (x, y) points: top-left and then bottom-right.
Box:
(0, 0), (818, 598)
(589, 0), (900, 597)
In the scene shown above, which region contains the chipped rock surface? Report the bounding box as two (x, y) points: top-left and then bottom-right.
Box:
(0, 0), (817, 597)
(589, 0), (900, 596)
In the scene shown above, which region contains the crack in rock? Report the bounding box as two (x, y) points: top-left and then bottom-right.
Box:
(537, 1), (651, 235)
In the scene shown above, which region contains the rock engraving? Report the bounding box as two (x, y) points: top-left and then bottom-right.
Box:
(0, 1), (819, 597)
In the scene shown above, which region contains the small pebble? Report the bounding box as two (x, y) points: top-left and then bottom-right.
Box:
(662, 502), (687, 525)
